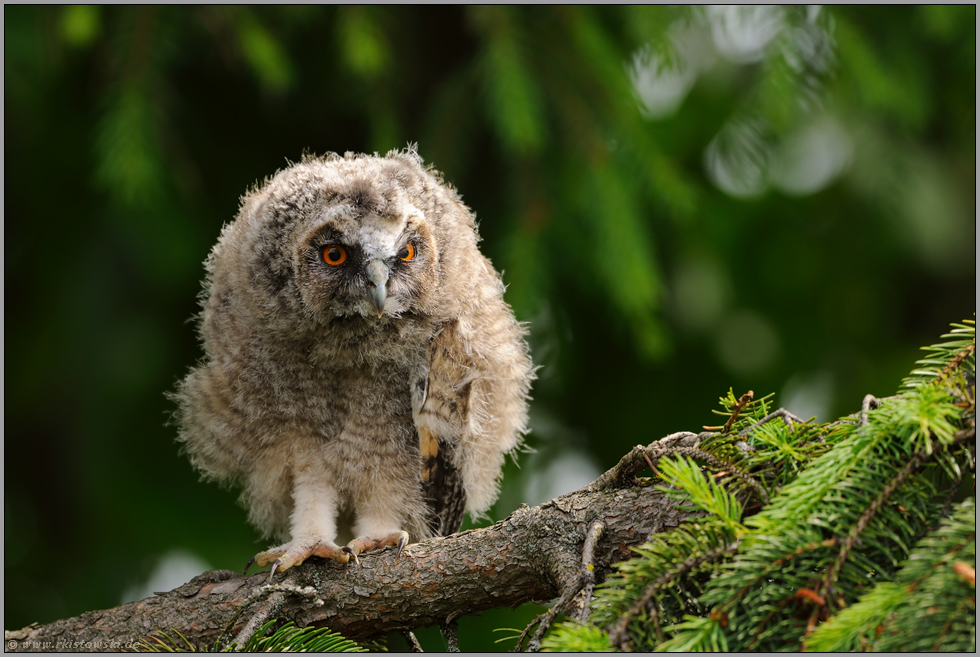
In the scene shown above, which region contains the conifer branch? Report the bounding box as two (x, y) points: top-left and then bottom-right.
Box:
(538, 323), (975, 653)
(606, 540), (742, 650)
(821, 425), (976, 605)
(670, 447), (770, 504)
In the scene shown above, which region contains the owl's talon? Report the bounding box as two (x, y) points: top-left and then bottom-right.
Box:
(395, 533), (409, 562)
(269, 558), (283, 582)
(243, 556), (257, 577)
(342, 546), (360, 565)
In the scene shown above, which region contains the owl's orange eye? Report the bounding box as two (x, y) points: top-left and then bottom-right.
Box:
(399, 242), (416, 261)
(321, 245), (347, 266)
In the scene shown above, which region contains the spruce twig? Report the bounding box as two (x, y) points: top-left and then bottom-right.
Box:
(819, 426), (976, 611)
(606, 540), (741, 650)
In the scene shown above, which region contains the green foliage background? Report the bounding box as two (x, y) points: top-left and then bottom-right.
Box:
(4, 5), (975, 650)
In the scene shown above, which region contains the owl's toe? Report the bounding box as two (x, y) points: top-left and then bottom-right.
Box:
(246, 540), (351, 579)
(343, 530), (410, 565)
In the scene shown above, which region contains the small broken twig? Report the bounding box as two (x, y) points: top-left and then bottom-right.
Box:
(441, 618), (460, 652)
(578, 521), (606, 622)
(859, 394), (880, 426)
(737, 408), (805, 438)
(516, 521), (607, 651)
(724, 391), (755, 432)
(224, 581), (324, 649)
(230, 592), (284, 649)
(403, 630), (424, 652)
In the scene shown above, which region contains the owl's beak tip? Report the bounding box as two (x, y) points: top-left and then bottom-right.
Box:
(366, 259), (389, 317)
(369, 285), (387, 317)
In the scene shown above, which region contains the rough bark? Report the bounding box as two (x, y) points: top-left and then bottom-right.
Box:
(4, 433), (703, 653)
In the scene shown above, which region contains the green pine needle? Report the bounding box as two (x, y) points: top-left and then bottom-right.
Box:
(134, 620), (365, 653)
(806, 498), (976, 652)
(657, 456), (745, 532)
(540, 624), (615, 652)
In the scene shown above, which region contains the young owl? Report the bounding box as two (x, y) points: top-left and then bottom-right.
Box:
(174, 148), (533, 575)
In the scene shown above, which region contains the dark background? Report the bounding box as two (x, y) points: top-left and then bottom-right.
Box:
(5, 6), (975, 650)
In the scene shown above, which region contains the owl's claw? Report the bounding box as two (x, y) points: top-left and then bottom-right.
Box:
(341, 545), (360, 566)
(269, 558), (283, 582)
(395, 531), (409, 561)
(343, 530), (411, 564)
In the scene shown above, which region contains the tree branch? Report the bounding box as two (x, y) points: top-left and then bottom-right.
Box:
(5, 434), (702, 652)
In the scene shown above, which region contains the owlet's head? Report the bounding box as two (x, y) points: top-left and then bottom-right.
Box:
(236, 151), (454, 325)
(291, 194), (439, 321)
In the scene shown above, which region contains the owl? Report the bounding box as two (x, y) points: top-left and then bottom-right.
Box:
(173, 148), (533, 576)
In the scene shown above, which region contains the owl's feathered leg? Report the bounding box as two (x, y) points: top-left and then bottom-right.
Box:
(246, 460), (351, 579)
(342, 485), (412, 564)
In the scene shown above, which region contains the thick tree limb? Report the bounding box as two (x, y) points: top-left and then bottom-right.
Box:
(5, 434), (701, 653)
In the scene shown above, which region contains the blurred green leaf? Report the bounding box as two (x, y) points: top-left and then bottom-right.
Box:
(95, 84), (165, 207)
(470, 6), (546, 154)
(60, 5), (101, 47)
(337, 7), (390, 79)
(234, 9), (293, 93)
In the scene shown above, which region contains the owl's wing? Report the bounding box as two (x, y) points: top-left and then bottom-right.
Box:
(418, 425), (467, 536)
(413, 321), (472, 537)
(412, 281), (532, 538)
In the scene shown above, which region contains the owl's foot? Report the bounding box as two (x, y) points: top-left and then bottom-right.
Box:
(342, 530), (410, 565)
(245, 540), (350, 581)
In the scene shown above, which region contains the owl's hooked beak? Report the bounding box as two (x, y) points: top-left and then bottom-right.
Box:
(365, 259), (389, 318)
